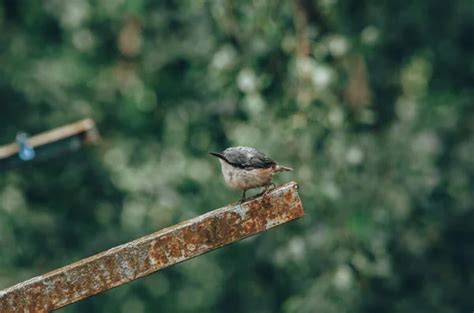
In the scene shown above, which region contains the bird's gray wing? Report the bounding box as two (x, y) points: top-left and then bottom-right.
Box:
(223, 147), (275, 169)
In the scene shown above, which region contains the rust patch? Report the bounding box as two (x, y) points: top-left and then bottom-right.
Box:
(284, 190), (293, 203)
(0, 181), (304, 312)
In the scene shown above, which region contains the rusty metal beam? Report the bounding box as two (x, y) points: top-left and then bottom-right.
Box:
(0, 182), (304, 312)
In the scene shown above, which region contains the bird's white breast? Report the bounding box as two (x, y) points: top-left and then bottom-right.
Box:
(218, 160), (274, 190)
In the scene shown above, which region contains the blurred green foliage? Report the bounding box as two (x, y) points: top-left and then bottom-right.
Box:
(0, 0), (473, 312)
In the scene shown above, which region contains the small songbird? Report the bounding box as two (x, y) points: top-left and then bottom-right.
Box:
(210, 146), (293, 202)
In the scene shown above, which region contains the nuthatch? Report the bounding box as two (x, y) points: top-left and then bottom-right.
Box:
(210, 146), (293, 202)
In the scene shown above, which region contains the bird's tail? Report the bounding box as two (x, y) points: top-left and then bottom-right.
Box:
(274, 164), (293, 172)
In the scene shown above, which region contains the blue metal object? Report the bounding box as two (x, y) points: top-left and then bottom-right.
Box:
(16, 133), (36, 161)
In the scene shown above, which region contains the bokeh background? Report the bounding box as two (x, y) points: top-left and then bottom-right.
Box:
(1, 1), (473, 312)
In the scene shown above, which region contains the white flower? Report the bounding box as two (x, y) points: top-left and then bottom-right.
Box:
(347, 146), (364, 165)
(333, 265), (353, 290)
(361, 26), (380, 45)
(211, 45), (237, 70)
(328, 35), (349, 57)
(237, 68), (257, 93)
(311, 64), (333, 89)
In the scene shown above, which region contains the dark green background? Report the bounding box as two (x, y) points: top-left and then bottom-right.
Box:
(0, 1), (473, 312)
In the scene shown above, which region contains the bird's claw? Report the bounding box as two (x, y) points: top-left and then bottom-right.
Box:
(256, 183), (276, 199)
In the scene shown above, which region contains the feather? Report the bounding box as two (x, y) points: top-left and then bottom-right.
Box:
(211, 146), (276, 169)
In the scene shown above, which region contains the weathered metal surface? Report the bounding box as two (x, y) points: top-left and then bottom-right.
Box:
(0, 182), (304, 312)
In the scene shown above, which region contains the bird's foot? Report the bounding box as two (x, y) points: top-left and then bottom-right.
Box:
(239, 190), (248, 204)
(257, 183), (276, 199)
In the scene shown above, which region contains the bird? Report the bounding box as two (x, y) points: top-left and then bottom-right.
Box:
(210, 146), (293, 202)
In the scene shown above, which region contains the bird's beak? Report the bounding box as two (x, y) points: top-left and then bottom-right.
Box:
(210, 152), (225, 160)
